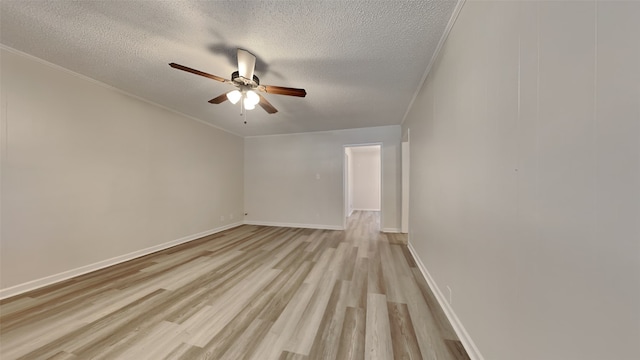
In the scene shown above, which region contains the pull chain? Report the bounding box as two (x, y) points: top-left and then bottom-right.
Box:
(240, 96), (247, 124)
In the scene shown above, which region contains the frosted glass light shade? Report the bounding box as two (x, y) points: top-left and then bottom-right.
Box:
(245, 90), (260, 106)
(244, 100), (256, 110)
(227, 90), (241, 104)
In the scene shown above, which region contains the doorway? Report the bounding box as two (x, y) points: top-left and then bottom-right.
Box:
(343, 144), (382, 229)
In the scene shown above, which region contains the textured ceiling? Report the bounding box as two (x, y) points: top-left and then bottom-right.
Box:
(0, 1), (457, 136)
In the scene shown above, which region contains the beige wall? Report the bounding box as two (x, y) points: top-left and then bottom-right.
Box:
(0, 48), (244, 292)
(403, 1), (640, 359)
(244, 126), (400, 231)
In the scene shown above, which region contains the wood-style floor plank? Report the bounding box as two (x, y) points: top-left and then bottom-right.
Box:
(336, 306), (366, 360)
(0, 211), (469, 360)
(388, 302), (423, 359)
(307, 280), (350, 360)
(364, 293), (394, 360)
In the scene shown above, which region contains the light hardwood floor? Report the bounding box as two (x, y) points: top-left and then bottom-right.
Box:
(0, 211), (469, 360)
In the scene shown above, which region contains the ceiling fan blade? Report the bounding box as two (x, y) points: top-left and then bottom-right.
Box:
(237, 49), (256, 80)
(208, 92), (230, 104)
(258, 95), (278, 114)
(169, 63), (229, 83)
(260, 85), (307, 97)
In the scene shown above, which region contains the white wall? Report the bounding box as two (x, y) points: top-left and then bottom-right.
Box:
(244, 126), (400, 231)
(350, 146), (381, 211)
(0, 48), (244, 293)
(402, 1), (640, 360)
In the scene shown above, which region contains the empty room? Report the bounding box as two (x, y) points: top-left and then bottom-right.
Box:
(1, 1), (638, 360)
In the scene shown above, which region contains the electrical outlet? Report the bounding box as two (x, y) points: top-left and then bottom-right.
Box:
(229, 213), (234, 220)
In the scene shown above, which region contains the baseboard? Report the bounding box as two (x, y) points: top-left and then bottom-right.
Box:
(352, 208), (381, 212)
(407, 242), (485, 360)
(244, 220), (343, 231)
(381, 227), (401, 233)
(0, 222), (243, 300)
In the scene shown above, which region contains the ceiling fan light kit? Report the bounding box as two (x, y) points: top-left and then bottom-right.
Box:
(169, 48), (307, 121)
(243, 97), (256, 110)
(227, 90), (242, 104)
(245, 90), (260, 106)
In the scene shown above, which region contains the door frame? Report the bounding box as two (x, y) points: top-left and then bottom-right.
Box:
(401, 128), (410, 235)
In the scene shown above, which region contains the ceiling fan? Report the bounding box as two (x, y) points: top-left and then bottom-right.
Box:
(169, 49), (306, 115)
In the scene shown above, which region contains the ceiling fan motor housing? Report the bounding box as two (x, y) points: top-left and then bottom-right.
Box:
(231, 71), (259, 86)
